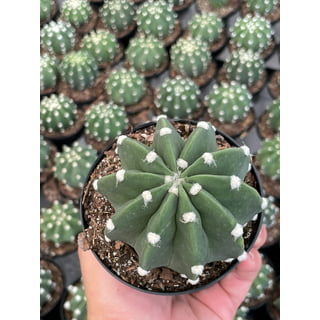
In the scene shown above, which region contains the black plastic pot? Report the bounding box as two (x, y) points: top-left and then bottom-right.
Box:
(80, 119), (264, 295)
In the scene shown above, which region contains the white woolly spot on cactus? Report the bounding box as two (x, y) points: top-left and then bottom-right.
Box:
(164, 175), (176, 183)
(160, 127), (172, 136)
(145, 151), (158, 163)
(169, 185), (179, 196)
(197, 121), (209, 130)
(187, 277), (200, 285)
(116, 169), (125, 183)
(237, 251), (248, 261)
(230, 175), (241, 190)
(156, 114), (167, 121)
(147, 232), (161, 246)
(137, 267), (150, 276)
(181, 211), (197, 223)
(104, 235), (111, 242)
(261, 197), (268, 210)
(224, 258), (234, 263)
(191, 265), (204, 276)
(106, 219), (115, 232)
(252, 214), (258, 221)
(117, 135), (127, 145)
(231, 223), (243, 239)
(202, 152), (216, 166)
(177, 158), (188, 169)
(142, 190), (152, 207)
(189, 183), (202, 196)
(180, 273), (188, 278)
(240, 145), (251, 157)
(248, 162), (252, 172)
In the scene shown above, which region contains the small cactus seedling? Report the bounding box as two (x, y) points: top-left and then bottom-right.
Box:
(262, 196), (278, 228)
(167, 0), (193, 11)
(40, 136), (51, 173)
(156, 77), (201, 119)
(205, 81), (252, 123)
(54, 142), (97, 190)
(208, 0), (228, 8)
(94, 116), (263, 282)
(234, 305), (250, 320)
(267, 98), (280, 133)
(41, 20), (76, 56)
(40, 0), (57, 25)
(125, 35), (168, 76)
(230, 15), (273, 53)
(40, 200), (82, 247)
(105, 68), (146, 106)
(59, 50), (99, 91)
(40, 54), (59, 93)
(40, 266), (56, 309)
(63, 281), (87, 320)
(246, 0), (279, 16)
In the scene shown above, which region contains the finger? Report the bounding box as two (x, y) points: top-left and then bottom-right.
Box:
(252, 224), (267, 250)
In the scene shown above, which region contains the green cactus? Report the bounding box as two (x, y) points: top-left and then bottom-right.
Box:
(84, 102), (129, 142)
(267, 98), (280, 132)
(247, 0), (279, 16)
(94, 116), (263, 282)
(230, 15), (273, 53)
(40, 266), (56, 308)
(261, 196), (278, 228)
(61, 0), (93, 28)
(126, 35), (168, 74)
(40, 200), (82, 246)
(40, 94), (77, 133)
(208, 0), (228, 8)
(40, 136), (51, 172)
(234, 305), (250, 320)
(41, 20), (76, 56)
(256, 135), (280, 180)
(187, 12), (224, 45)
(40, 54), (59, 92)
(167, 0), (189, 7)
(205, 81), (252, 123)
(136, 0), (177, 40)
(59, 50), (99, 91)
(40, 0), (56, 23)
(156, 77), (201, 119)
(80, 29), (121, 66)
(224, 48), (265, 86)
(105, 68), (146, 106)
(170, 37), (211, 78)
(99, 0), (136, 34)
(63, 282), (87, 320)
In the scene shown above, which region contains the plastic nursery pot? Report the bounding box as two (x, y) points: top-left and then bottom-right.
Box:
(80, 119), (264, 296)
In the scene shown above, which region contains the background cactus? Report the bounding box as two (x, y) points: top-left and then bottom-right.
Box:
(262, 196), (278, 228)
(105, 68), (146, 106)
(40, 136), (51, 173)
(40, 266), (56, 309)
(230, 15), (273, 53)
(156, 77), (201, 119)
(40, 0), (56, 24)
(40, 54), (59, 93)
(63, 281), (87, 320)
(208, 0), (228, 8)
(234, 305), (250, 320)
(205, 81), (252, 123)
(59, 50), (99, 91)
(41, 20), (76, 56)
(94, 116), (263, 282)
(61, 0), (93, 28)
(267, 98), (280, 133)
(40, 94), (77, 133)
(246, 0), (279, 16)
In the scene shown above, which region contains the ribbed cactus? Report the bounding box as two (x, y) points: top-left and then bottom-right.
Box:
(230, 15), (273, 53)
(156, 77), (201, 119)
(41, 136), (51, 172)
(208, 0), (228, 8)
(234, 305), (250, 320)
(224, 48), (265, 86)
(136, 0), (177, 40)
(205, 81), (252, 123)
(40, 54), (59, 93)
(41, 20), (76, 56)
(40, 200), (82, 246)
(40, 0), (56, 24)
(256, 135), (280, 180)
(170, 37), (211, 78)
(126, 35), (168, 75)
(59, 50), (99, 91)
(54, 142), (97, 189)
(61, 0), (93, 28)
(63, 282), (87, 320)
(267, 98), (280, 133)
(262, 196), (278, 228)
(94, 116), (263, 282)
(247, 0), (279, 16)
(40, 266), (56, 309)
(85, 102), (129, 143)
(40, 94), (77, 133)
(105, 68), (146, 106)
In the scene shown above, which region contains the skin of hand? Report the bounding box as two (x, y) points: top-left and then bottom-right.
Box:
(78, 225), (267, 320)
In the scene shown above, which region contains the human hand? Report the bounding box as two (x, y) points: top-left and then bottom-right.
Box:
(78, 225), (267, 320)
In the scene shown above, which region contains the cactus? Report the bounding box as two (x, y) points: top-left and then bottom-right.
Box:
(54, 142), (97, 189)
(247, 0), (279, 16)
(224, 48), (265, 86)
(40, 54), (59, 92)
(40, 200), (82, 246)
(262, 196), (278, 228)
(61, 0), (93, 28)
(40, 266), (56, 308)
(40, 0), (56, 24)
(99, 0), (136, 34)
(208, 0), (228, 8)
(230, 15), (273, 53)
(156, 77), (201, 119)
(234, 305), (250, 320)
(80, 29), (121, 67)
(94, 116), (263, 282)
(59, 50), (99, 91)
(40, 94), (77, 133)
(136, 0), (177, 40)
(40, 136), (51, 172)
(267, 98), (280, 133)
(205, 81), (252, 123)
(126, 35), (168, 74)
(256, 135), (280, 180)
(105, 68), (146, 106)
(85, 102), (129, 142)
(41, 20), (76, 56)
(170, 37), (211, 78)
(63, 282), (87, 320)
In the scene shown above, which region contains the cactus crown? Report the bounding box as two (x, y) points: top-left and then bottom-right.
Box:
(64, 282), (87, 320)
(247, 0), (279, 16)
(95, 116), (263, 282)
(40, 0), (54, 22)
(262, 196), (278, 227)
(267, 98), (280, 132)
(40, 54), (59, 91)
(40, 136), (51, 172)
(40, 20), (76, 56)
(225, 48), (265, 86)
(40, 200), (82, 245)
(208, 0), (228, 8)
(61, 0), (93, 28)
(54, 142), (97, 189)
(126, 35), (167, 73)
(257, 135), (280, 180)
(40, 94), (77, 133)
(136, 0), (177, 40)
(99, 0), (136, 33)
(59, 50), (99, 91)
(230, 15), (273, 52)
(234, 305), (250, 320)
(105, 68), (146, 106)
(85, 102), (129, 142)
(156, 76), (201, 119)
(170, 37), (211, 78)
(188, 12), (224, 44)
(205, 81), (252, 123)
(40, 266), (56, 308)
